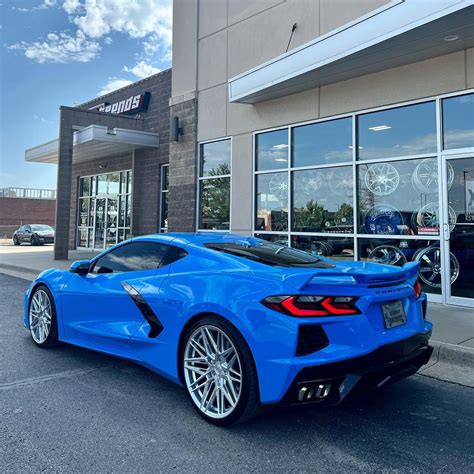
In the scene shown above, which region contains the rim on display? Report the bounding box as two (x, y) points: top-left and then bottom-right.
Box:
(367, 245), (407, 266)
(414, 245), (460, 288)
(328, 168), (353, 197)
(299, 170), (323, 195)
(29, 289), (52, 344)
(412, 202), (457, 233)
(412, 159), (454, 194)
(364, 204), (404, 235)
(184, 325), (242, 419)
(364, 163), (400, 196)
(268, 174), (288, 201)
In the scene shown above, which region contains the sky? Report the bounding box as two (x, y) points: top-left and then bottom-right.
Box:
(0, 0), (172, 190)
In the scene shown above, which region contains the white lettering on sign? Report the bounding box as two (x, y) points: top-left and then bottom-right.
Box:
(96, 93), (149, 115)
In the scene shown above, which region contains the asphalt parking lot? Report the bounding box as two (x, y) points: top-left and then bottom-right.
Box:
(1, 273), (473, 473)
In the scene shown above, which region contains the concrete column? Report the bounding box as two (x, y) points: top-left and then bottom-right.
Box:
(54, 110), (74, 260)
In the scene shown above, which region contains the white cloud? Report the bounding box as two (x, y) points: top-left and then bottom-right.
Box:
(8, 30), (100, 63)
(98, 78), (133, 96)
(123, 60), (160, 79)
(9, 0), (172, 66)
(13, 0), (56, 12)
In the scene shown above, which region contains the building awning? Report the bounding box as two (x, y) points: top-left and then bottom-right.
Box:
(25, 125), (160, 164)
(228, 0), (474, 104)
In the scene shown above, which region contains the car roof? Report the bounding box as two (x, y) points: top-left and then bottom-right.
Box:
(133, 232), (260, 248)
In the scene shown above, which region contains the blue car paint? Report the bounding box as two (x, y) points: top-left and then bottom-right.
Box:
(24, 233), (432, 404)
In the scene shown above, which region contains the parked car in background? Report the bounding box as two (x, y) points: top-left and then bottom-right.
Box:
(13, 224), (55, 246)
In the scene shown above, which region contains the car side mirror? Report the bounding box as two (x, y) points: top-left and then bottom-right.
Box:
(70, 260), (91, 275)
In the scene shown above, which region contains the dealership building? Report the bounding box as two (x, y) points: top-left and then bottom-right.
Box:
(26, 0), (473, 306)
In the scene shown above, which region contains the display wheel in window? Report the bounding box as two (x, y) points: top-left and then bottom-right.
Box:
(413, 244), (460, 287)
(364, 163), (400, 196)
(300, 170), (323, 195)
(367, 245), (407, 266)
(268, 173), (288, 201)
(412, 159), (454, 194)
(364, 204), (404, 235)
(412, 202), (457, 234)
(328, 167), (353, 197)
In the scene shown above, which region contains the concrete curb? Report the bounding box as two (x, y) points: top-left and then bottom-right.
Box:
(419, 340), (474, 388)
(0, 264), (39, 281)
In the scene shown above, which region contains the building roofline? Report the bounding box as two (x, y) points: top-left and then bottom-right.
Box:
(78, 68), (172, 108)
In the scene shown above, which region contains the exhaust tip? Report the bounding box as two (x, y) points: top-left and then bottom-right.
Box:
(297, 382), (331, 402)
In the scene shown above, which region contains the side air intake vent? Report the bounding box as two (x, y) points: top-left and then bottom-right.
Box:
(296, 325), (329, 357)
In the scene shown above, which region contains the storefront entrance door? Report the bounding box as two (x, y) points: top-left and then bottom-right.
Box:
(443, 156), (474, 306)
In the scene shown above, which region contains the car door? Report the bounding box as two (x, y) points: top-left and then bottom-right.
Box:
(60, 241), (173, 356)
(24, 225), (32, 243)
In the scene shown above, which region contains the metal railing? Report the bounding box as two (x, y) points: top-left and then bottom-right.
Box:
(0, 187), (56, 199)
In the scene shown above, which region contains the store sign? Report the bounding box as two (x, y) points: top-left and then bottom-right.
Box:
(89, 92), (151, 115)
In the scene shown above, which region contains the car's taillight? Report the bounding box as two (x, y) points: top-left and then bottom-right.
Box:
(414, 279), (423, 299)
(261, 295), (360, 317)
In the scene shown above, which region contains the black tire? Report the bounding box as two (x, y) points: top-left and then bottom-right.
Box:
(180, 315), (261, 426)
(31, 235), (38, 246)
(13, 236), (20, 246)
(28, 285), (59, 348)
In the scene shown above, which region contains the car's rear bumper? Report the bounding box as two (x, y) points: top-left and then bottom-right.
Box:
(280, 331), (432, 406)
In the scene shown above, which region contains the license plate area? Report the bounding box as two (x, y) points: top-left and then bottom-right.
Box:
(381, 300), (407, 329)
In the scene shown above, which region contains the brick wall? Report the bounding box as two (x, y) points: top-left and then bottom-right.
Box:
(168, 97), (197, 232)
(0, 197), (56, 226)
(66, 70), (172, 249)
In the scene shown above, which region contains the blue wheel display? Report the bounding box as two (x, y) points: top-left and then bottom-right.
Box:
(364, 204), (403, 235)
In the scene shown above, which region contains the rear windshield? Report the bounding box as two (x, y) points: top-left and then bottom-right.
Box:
(30, 225), (53, 231)
(204, 241), (335, 268)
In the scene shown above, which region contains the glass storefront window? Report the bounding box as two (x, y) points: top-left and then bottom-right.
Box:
(357, 158), (441, 236)
(292, 166), (353, 233)
(107, 173), (120, 194)
(77, 169), (132, 249)
(254, 233), (289, 246)
(199, 178), (230, 230)
(442, 93), (474, 150)
(255, 129), (288, 171)
(198, 140), (231, 230)
(97, 174), (107, 194)
(291, 235), (354, 260)
(256, 172), (288, 231)
(357, 102), (436, 159)
(200, 140), (231, 177)
(292, 117), (352, 167)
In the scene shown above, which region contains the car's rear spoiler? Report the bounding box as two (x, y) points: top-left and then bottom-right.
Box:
(283, 261), (420, 291)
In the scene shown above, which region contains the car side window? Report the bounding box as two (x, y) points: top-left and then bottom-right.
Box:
(25, 226), (31, 232)
(18, 226), (25, 232)
(91, 242), (187, 274)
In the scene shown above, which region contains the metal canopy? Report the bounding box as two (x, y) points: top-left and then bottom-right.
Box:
(228, 0), (474, 104)
(25, 125), (160, 164)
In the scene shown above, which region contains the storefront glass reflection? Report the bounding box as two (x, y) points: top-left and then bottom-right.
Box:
(443, 94), (474, 150)
(256, 172), (288, 231)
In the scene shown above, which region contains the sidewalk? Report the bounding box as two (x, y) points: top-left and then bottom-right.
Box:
(1, 242), (473, 386)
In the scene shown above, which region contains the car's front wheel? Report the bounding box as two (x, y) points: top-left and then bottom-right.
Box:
(28, 285), (59, 347)
(181, 316), (260, 426)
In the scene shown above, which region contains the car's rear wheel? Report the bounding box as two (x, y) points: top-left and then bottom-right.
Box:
(28, 285), (59, 347)
(182, 316), (260, 426)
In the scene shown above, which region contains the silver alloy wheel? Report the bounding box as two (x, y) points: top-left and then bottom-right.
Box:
(29, 289), (52, 344)
(365, 163), (400, 196)
(184, 325), (242, 419)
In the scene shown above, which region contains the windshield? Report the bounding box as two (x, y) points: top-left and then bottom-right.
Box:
(204, 241), (335, 268)
(30, 225), (54, 231)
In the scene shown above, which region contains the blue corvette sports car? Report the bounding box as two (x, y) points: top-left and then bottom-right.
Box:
(25, 233), (433, 425)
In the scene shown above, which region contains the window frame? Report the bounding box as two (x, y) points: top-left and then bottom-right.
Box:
(197, 137), (232, 232)
(159, 164), (169, 233)
(251, 89), (474, 291)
